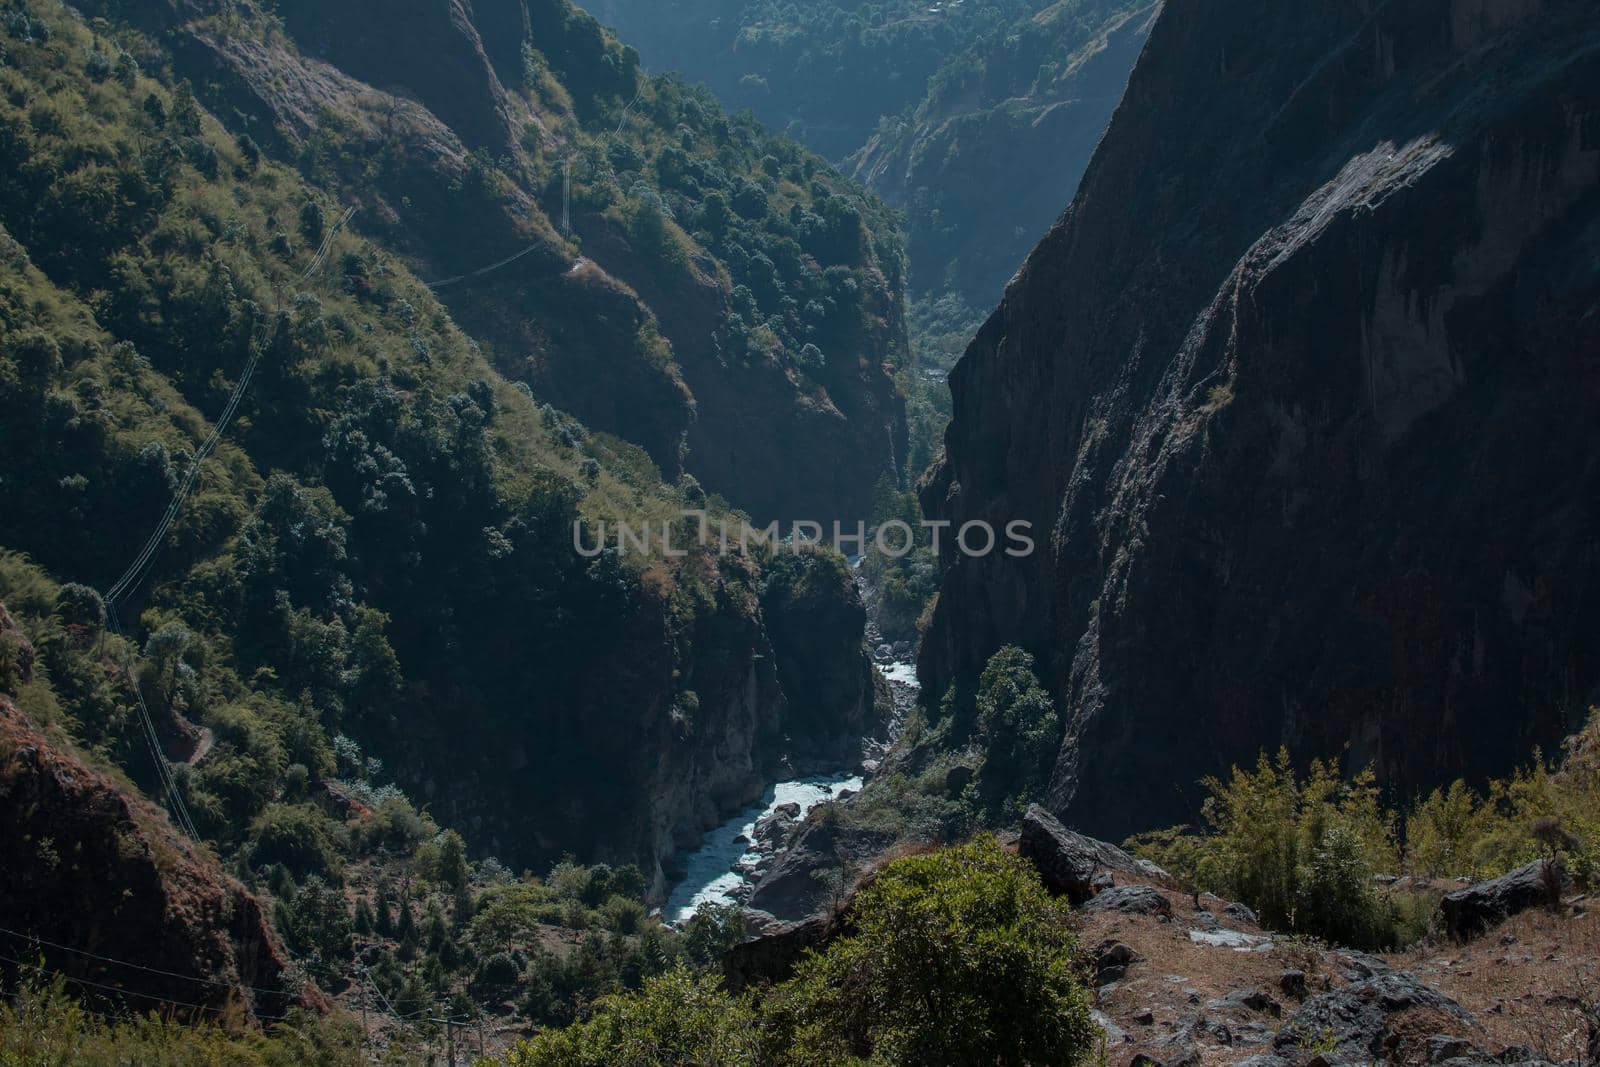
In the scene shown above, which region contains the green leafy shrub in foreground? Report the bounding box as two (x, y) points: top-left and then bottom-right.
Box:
(0, 972), (363, 1067)
(1127, 709), (1600, 950)
(508, 835), (1095, 1067)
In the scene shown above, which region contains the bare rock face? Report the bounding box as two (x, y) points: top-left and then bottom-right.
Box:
(0, 699), (321, 1021)
(922, 0), (1600, 841)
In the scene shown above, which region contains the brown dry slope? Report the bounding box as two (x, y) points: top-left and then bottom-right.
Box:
(0, 697), (323, 1023)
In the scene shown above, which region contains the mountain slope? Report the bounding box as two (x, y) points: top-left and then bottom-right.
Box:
(0, 696), (318, 1022)
(108, 0), (909, 523)
(0, 0), (886, 906)
(921, 0), (1600, 840)
(580, 0), (1054, 162)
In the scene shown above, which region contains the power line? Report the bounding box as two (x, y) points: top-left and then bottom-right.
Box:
(0, 952), (293, 1022)
(423, 240), (546, 290)
(103, 206), (353, 610)
(98, 206), (358, 841)
(107, 612), (200, 840)
(0, 925), (298, 999)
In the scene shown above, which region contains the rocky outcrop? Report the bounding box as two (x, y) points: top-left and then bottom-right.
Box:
(723, 912), (839, 991)
(1083, 884), (1172, 917)
(1441, 858), (1571, 941)
(0, 699), (320, 1022)
(1020, 803), (1172, 902)
(922, 0), (1600, 841)
(277, 0), (520, 158)
(1265, 956), (1481, 1067)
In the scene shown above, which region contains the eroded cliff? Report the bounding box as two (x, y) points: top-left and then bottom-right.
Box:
(923, 0), (1600, 840)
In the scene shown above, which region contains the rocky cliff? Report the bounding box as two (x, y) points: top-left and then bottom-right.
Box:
(0, 697), (319, 1022)
(852, 0), (1158, 327)
(922, 0), (1600, 841)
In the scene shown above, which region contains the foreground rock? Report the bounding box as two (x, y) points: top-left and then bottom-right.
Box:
(723, 913), (841, 992)
(0, 699), (320, 1021)
(1441, 859), (1572, 941)
(1019, 804), (1173, 903)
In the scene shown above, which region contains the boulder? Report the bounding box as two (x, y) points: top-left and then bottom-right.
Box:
(1274, 966), (1475, 1065)
(722, 912), (839, 991)
(1440, 859), (1571, 940)
(1019, 804), (1171, 903)
(1084, 885), (1173, 918)
(1093, 939), (1138, 984)
(1279, 969), (1308, 998)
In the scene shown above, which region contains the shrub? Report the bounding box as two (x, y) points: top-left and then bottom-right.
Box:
(764, 836), (1094, 1066)
(476, 950), (523, 991)
(249, 803), (343, 881)
(508, 965), (760, 1067)
(1130, 751), (1401, 949)
(600, 894), (646, 934)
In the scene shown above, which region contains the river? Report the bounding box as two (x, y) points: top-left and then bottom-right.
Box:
(662, 559), (921, 926)
(661, 773), (864, 926)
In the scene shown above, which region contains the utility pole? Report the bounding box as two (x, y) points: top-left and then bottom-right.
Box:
(561, 156), (571, 236)
(478, 1015), (486, 1061)
(446, 1015), (455, 1067)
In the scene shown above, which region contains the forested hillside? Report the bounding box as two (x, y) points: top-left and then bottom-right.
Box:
(0, 0), (899, 1030)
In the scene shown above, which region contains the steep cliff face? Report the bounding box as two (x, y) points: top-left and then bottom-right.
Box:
(852, 0), (1158, 319)
(385, 552), (886, 893)
(923, 0), (1600, 841)
(0, 698), (319, 1021)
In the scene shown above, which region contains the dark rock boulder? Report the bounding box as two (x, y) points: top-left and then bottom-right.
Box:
(1273, 965), (1475, 1066)
(1019, 803), (1172, 903)
(1279, 969), (1308, 998)
(1084, 885), (1173, 918)
(1441, 859), (1572, 940)
(723, 912), (839, 992)
(1093, 939), (1139, 984)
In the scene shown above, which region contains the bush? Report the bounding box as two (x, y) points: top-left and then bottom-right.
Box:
(764, 836), (1094, 1066)
(476, 950), (523, 991)
(508, 965), (759, 1067)
(249, 803), (343, 881)
(600, 894), (646, 934)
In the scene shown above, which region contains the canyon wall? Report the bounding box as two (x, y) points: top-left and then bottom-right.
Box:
(923, 0), (1600, 840)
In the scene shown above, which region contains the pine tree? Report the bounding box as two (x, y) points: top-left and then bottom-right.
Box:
(375, 888), (395, 937)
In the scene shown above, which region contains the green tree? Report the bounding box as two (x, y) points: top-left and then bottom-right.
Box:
(765, 836), (1094, 1066)
(508, 965), (760, 1067)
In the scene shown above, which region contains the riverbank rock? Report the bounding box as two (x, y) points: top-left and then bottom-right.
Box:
(1441, 859), (1571, 941)
(723, 912), (840, 991)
